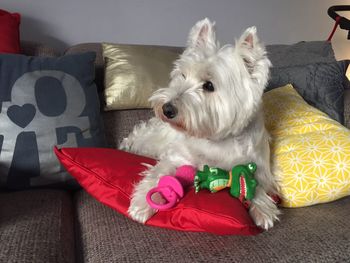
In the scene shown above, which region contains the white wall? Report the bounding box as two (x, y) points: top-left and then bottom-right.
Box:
(2, 0), (350, 59)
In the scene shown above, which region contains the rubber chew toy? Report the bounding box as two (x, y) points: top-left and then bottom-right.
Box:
(194, 163), (258, 207)
(146, 165), (196, 210)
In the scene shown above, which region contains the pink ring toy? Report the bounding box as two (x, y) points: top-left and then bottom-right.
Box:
(146, 176), (184, 210)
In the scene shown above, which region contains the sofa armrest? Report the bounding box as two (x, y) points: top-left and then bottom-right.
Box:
(21, 40), (59, 57)
(344, 89), (350, 129)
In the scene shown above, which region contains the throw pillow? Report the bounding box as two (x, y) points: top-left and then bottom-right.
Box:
(54, 147), (261, 235)
(0, 52), (106, 190)
(266, 41), (336, 67)
(0, 9), (21, 54)
(263, 84), (350, 207)
(102, 43), (181, 110)
(267, 60), (349, 124)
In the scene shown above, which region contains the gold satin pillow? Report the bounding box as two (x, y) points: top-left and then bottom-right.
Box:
(102, 43), (181, 110)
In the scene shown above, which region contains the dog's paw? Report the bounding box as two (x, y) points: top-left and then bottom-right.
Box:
(128, 197), (156, 224)
(119, 137), (130, 151)
(249, 195), (281, 230)
(249, 205), (280, 230)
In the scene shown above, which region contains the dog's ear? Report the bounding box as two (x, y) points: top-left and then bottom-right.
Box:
(236, 27), (270, 75)
(238, 26), (259, 51)
(187, 18), (217, 52)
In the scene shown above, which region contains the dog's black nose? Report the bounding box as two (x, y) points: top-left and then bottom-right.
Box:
(162, 102), (177, 119)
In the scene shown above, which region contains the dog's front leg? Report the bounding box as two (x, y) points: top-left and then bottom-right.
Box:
(128, 160), (179, 223)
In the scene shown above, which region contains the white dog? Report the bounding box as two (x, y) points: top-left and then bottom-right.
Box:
(120, 18), (280, 230)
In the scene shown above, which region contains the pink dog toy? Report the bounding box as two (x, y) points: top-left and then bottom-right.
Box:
(146, 165), (196, 210)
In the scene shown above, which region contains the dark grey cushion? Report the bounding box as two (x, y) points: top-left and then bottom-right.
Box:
(266, 41), (336, 67)
(0, 52), (106, 190)
(345, 89), (350, 129)
(267, 60), (349, 124)
(0, 189), (75, 263)
(74, 190), (350, 263)
(266, 41), (347, 123)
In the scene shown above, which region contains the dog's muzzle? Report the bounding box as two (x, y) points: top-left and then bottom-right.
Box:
(162, 102), (178, 119)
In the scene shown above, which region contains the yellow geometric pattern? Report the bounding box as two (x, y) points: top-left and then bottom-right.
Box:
(263, 84), (350, 207)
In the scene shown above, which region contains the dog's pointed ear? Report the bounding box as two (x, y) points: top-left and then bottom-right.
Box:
(238, 26), (259, 51)
(187, 18), (217, 51)
(236, 27), (271, 80)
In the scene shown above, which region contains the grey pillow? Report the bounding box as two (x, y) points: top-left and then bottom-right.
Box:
(0, 52), (106, 190)
(267, 60), (349, 124)
(267, 41), (336, 67)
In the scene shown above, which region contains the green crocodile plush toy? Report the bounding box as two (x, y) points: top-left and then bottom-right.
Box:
(194, 163), (258, 206)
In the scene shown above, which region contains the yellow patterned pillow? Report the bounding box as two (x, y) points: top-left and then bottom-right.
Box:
(263, 84), (350, 207)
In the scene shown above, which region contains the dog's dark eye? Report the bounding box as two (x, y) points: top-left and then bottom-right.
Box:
(181, 73), (186, 79)
(202, 81), (214, 92)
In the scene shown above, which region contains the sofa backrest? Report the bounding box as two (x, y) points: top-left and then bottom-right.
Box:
(21, 40), (59, 57)
(21, 40), (350, 148)
(64, 41), (350, 146)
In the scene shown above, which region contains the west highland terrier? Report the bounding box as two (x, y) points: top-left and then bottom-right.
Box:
(120, 18), (280, 230)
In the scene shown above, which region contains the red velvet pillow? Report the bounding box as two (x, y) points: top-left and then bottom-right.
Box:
(54, 147), (261, 235)
(0, 9), (21, 54)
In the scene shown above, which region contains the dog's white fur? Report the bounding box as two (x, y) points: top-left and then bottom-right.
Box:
(120, 18), (280, 230)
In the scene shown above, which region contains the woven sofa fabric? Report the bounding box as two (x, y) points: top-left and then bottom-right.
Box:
(74, 190), (350, 263)
(21, 40), (59, 57)
(0, 190), (75, 263)
(102, 109), (154, 148)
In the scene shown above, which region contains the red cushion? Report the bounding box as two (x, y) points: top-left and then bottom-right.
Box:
(54, 147), (261, 235)
(0, 9), (21, 54)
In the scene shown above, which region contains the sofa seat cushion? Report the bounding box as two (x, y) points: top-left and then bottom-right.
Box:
(0, 189), (75, 263)
(74, 190), (350, 262)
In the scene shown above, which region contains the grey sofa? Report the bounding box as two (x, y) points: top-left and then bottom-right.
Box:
(1, 41), (350, 263)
